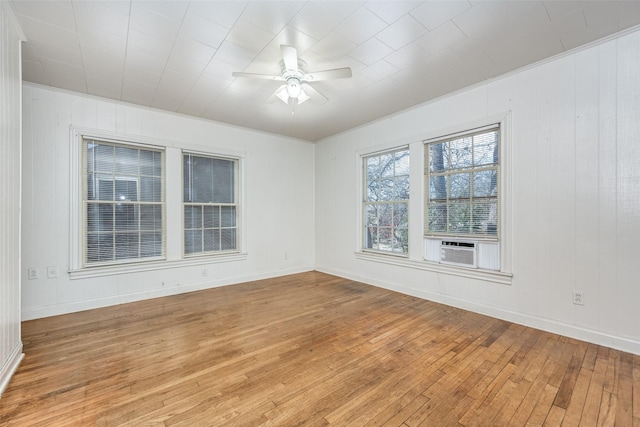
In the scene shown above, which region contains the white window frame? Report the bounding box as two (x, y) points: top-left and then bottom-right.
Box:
(422, 115), (512, 276)
(182, 151), (240, 257)
(354, 113), (512, 285)
(77, 135), (166, 268)
(69, 128), (247, 279)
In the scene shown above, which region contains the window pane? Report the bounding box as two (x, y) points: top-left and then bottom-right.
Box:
(429, 142), (448, 172)
(429, 175), (447, 201)
(393, 203), (408, 228)
(428, 203), (447, 233)
(221, 206), (236, 227)
(450, 173), (470, 199)
(394, 150), (410, 175)
(115, 204), (138, 230)
(366, 156), (379, 186)
(87, 204), (114, 232)
(140, 205), (162, 231)
(365, 226), (378, 249)
(140, 232), (162, 257)
(185, 205), (202, 229)
(203, 229), (217, 252)
(394, 175), (409, 200)
(140, 150), (161, 176)
(97, 176), (114, 201)
(192, 157), (214, 203)
(140, 177), (161, 202)
(472, 201), (498, 235)
(448, 203), (471, 234)
(378, 227), (393, 251)
(115, 179), (138, 202)
(380, 153), (394, 177)
(393, 228), (408, 253)
(473, 131), (498, 166)
(378, 178), (394, 201)
(184, 230), (202, 254)
(365, 204), (377, 227)
(115, 146), (138, 176)
(183, 155), (192, 202)
(450, 137), (472, 169)
(115, 233), (139, 259)
(203, 205), (218, 228)
(212, 159), (234, 203)
(221, 229), (236, 250)
(87, 234), (113, 262)
(378, 204), (392, 227)
(94, 144), (114, 172)
(473, 170), (497, 198)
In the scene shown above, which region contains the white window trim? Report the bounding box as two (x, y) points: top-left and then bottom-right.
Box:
(69, 127), (247, 279)
(181, 150), (241, 258)
(421, 112), (512, 276)
(361, 146), (411, 256)
(354, 112), (512, 283)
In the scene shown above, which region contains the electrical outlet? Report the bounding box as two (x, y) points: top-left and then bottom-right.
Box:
(28, 268), (39, 280)
(572, 291), (584, 306)
(284, 251), (288, 260)
(201, 268), (208, 277)
(47, 266), (58, 279)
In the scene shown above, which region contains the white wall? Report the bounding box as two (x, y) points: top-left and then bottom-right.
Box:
(315, 29), (640, 355)
(21, 84), (315, 320)
(0, 2), (25, 395)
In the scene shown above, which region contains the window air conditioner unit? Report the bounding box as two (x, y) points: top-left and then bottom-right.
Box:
(440, 240), (477, 268)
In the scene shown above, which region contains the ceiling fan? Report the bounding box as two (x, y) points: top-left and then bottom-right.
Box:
(232, 45), (352, 111)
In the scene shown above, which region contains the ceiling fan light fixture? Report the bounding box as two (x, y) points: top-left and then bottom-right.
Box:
(233, 45), (351, 109)
(286, 78), (302, 98)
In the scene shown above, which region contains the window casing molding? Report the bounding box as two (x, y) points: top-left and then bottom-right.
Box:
(182, 151), (240, 258)
(361, 146), (410, 256)
(354, 112), (512, 283)
(69, 127), (247, 279)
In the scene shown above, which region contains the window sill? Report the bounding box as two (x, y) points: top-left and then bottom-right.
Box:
(354, 251), (512, 285)
(69, 252), (248, 280)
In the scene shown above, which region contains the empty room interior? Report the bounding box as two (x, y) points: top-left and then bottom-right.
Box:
(1, 0), (640, 425)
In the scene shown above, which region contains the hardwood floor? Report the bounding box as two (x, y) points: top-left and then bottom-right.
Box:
(1, 271), (638, 426)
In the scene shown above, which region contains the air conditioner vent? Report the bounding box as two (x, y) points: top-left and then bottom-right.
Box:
(440, 240), (477, 268)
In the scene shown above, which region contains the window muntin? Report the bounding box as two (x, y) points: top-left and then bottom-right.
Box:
(363, 148), (410, 254)
(183, 153), (238, 255)
(425, 127), (499, 238)
(84, 139), (164, 265)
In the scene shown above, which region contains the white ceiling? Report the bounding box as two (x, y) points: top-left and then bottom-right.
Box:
(9, 1), (640, 141)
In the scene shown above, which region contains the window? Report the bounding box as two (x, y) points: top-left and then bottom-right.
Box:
(363, 148), (410, 254)
(425, 125), (499, 238)
(84, 139), (164, 265)
(183, 153), (238, 255)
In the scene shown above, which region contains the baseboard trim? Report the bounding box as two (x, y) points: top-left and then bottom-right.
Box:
(315, 265), (640, 356)
(0, 342), (24, 397)
(22, 267), (314, 320)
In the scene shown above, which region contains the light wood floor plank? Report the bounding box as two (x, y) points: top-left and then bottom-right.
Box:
(0, 271), (637, 426)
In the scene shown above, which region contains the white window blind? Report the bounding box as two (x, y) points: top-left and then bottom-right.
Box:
(425, 125), (500, 238)
(363, 147), (410, 254)
(83, 139), (165, 265)
(183, 153), (238, 255)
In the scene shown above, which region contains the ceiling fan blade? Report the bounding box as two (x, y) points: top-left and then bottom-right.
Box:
(281, 45), (299, 72)
(232, 72), (284, 81)
(305, 67), (352, 81)
(273, 85), (289, 104)
(301, 83), (328, 104)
